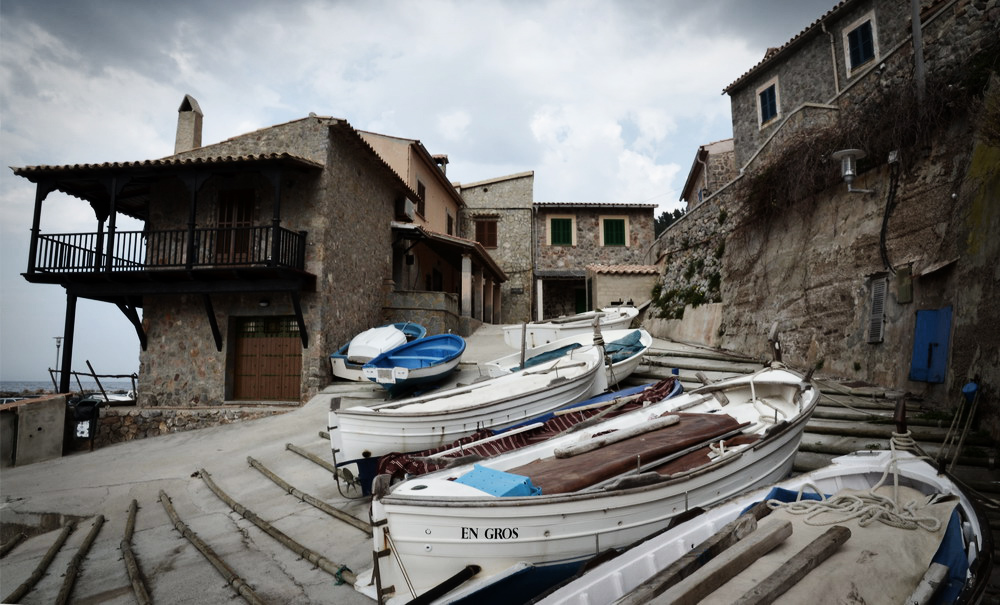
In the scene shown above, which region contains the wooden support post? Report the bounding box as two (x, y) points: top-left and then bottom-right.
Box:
(59, 293), (78, 394)
(201, 294), (223, 352)
(652, 519), (792, 605)
(733, 525), (851, 605)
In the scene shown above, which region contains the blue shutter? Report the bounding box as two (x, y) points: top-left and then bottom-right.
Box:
(908, 306), (952, 383)
(848, 21), (875, 69)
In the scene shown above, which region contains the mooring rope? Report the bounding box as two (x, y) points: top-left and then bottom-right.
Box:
(768, 434), (942, 532)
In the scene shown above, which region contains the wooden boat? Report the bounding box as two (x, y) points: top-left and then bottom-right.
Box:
(354, 365), (819, 604)
(374, 378), (682, 484)
(362, 333), (466, 395)
(537, 449), (992, 605)
(329, 322), (426, 381)
(487, 328), (652, 387)
(329, 341), (608, 489)
(503, 305), (638, 348)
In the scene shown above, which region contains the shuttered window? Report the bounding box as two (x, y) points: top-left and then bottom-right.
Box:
(848, 20), (875, 69)
(759, 85), (778, 124)
(868, 276), (887, 343)
(475, 220), (498, 248)
(550, 218), (574, 246)
(602, 218), (626, 246)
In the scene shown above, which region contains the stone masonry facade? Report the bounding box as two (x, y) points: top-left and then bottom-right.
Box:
(458, 172), (535, 324)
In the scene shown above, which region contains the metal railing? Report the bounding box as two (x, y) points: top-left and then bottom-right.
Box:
(31, 226), (307, 274)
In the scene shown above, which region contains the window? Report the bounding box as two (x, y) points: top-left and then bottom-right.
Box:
(549, 217), (575, 246)
(447, 212), (454, 235)
(475, 219), (497, 248)
(416, 181), (426, 216)
(843, 13), (878, 74)
(601, 217), (627, 246)
(756, 77), (780, 127)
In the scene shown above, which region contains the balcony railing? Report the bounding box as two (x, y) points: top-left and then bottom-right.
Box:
(30, 226), (307, 274)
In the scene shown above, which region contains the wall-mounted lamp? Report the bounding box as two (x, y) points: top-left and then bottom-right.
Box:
(258, 299), (270, 308)
(831, 149), (874, 194)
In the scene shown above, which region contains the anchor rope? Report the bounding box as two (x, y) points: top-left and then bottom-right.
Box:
(767, 432), (942, 532)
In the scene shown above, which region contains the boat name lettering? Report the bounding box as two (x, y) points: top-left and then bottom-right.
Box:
(460, 527), (519, 540)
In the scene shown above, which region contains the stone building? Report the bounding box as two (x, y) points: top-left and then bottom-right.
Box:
(679, 138), (737, 210)
(457, 171), (535, 324)
(534, 202), (657, 319)
(13, 99), (505, 417)
(652, 0), (1000, 434)
(358, 131), (507, 332)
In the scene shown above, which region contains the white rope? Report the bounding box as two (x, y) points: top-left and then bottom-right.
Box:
(768, 437), (943, 533)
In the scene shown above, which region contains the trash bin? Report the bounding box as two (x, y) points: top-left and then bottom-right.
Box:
(69, 396), (102, 450)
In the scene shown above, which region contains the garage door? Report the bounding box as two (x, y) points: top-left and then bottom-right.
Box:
(233, 317), (301, 401)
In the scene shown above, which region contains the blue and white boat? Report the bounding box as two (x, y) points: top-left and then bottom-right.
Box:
(363, 333), (466, 395)
(329, 322), (427, 382)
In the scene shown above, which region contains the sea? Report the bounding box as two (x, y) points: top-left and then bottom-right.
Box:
(0, 379), (136, 396)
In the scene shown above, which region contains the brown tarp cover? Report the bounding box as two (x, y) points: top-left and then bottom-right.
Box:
(375, 378), (679, 480)
(508, 412), (748, 495)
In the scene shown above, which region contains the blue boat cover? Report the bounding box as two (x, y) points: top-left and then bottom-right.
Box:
(604, 330), (645, 363)
(455, 464), (542, 497)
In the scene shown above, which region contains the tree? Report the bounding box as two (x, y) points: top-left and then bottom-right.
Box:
(654, 208), (686, 237)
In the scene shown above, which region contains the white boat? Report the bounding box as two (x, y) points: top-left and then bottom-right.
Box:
(538, 449), (992, 605)
(329, 322), (427, 381)
(488, 328), (652, 387)
(354, 365), (819, 604)
(503, 305), (639, 348)
(362, 334), (466, 395)
(329, 341), (608, 487)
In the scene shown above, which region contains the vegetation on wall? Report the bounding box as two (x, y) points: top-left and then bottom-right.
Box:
(736, 42), (998, 228)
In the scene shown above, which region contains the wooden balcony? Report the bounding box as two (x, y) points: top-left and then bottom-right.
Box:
(24, 226), (314, 300)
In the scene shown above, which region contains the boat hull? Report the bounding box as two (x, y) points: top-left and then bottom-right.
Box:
(332, 345), (607, 463)
(503, 306), (638, 348)
(537, 450), (992, 605)
(360, 368), (818, 603)
(362, 334), (466, 394)
(330, 322), (427, 381)
(488, 329), (651, 387)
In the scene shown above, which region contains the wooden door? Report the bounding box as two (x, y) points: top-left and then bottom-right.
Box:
(233, 317), (301, 401)
(216, 189), (254, 263)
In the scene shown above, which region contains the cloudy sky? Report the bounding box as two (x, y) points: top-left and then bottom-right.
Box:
(0, 0), (836, 382)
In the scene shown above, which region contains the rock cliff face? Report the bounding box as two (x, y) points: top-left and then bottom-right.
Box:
(650, 1), (1000, 437)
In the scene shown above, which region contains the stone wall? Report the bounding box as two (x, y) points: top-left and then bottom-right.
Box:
(139, 117), (400, 408)
(89, 406), (286, 448)
(383, 290), (461, 335)
(459, 173), (535, 324)
(535, 205), (655, 271)
(657, 0), (1000, 435)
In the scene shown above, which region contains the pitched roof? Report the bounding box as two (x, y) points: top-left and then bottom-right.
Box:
(723, 0), (850, 94)
(585, 264), (659, 275)
(534, 202), (657, 210)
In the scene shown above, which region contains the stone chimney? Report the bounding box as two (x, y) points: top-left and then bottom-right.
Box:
(433, 154), (449, 175)
(174, 94), (203, 154)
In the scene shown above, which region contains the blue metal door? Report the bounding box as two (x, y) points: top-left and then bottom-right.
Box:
(909, 306), (952, 383)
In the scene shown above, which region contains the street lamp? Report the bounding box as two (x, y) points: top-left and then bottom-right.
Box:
(831, 149), (874, 194)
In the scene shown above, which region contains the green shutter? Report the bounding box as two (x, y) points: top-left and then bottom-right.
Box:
(604, 219), (626, 246)
(551, 218), (573, 245)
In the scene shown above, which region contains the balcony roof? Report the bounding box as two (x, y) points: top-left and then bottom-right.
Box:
(11, 153), (323, 221)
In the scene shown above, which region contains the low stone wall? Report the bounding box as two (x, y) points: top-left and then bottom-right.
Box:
(89, 406), (288, 448)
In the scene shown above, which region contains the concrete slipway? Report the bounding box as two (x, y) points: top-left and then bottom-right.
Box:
(1, 325), (997, 604)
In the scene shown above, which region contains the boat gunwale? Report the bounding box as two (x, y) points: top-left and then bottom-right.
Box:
(338, 346), (605, 418)
(379, 384), (818, 508)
